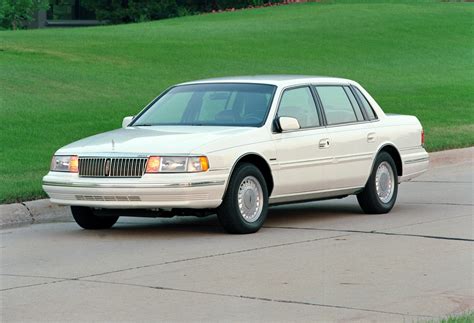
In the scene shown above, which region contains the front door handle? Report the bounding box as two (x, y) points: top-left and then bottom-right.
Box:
(319, 138), (330, 149)
(367, 132), (376, 143)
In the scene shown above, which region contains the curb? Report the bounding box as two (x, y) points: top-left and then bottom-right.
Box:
(0, 199), (73, 228)
(428, 146), (473, 168)
(0, 147), (472, 229)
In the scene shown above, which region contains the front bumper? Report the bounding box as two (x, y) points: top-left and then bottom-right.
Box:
(42, 171), (228, 209)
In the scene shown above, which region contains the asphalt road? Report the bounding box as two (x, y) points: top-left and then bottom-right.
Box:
(1, 161), (473, 322)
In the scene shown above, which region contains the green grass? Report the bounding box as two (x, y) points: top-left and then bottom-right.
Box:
(0, 1), (473, 203)
(431, 311), (474, 323)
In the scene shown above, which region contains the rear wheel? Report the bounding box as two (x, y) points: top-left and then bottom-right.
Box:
(217, 163), (269, 234)
(357, 152), (398, 214)
(71, 206), (119, 230)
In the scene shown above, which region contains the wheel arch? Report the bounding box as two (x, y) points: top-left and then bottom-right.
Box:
(375, 143), (403, 176)
(224, 153), (275, 197)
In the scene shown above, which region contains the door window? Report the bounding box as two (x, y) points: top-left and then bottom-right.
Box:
(316, 86), (358, 125)
(277, 87), (320, 128)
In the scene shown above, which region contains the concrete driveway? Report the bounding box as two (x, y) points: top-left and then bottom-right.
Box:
(1, 159), (472, 322)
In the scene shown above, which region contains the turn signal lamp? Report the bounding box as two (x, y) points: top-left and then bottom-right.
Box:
(146, 156), (161, 173)
(198, 156), (209, 172)
(69, 156), (79, 173)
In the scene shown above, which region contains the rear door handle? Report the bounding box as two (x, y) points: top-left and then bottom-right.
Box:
(367, 132), (376, 143)
(319, 138), (330, 149)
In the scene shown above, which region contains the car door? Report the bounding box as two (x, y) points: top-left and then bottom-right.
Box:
(271, 86), (332, 197)
(313, 85), (377, 190)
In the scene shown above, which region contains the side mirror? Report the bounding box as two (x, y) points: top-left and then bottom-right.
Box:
(122, 116), (134, 128)
(277, 116), (300, 132)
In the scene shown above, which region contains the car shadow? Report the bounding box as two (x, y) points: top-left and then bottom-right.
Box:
(103, 215), (223, 235)
(265, 200), (364, 226)
(66, 199), (364, 237)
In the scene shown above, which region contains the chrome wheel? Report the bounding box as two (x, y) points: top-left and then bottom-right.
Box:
(237, 176), (264, 223)
(375, 161), (395, 203)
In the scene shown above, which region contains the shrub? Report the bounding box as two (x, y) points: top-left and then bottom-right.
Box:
(81, 0), (180, 24)
(0, 0), (49, 30)
(83, 0), (286, 24)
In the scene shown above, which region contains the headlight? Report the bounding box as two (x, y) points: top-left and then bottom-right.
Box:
(145, 156), (209, 173)
(50, 155), (78, 173)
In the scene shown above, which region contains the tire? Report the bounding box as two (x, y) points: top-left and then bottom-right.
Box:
(357, 152), (398, 214)
(217, 163), (269, 234)
(71, 206), (119, 230)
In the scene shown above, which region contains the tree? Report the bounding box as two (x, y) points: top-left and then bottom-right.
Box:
(81, 0), (180, 24)
(0, 0), (49, 30)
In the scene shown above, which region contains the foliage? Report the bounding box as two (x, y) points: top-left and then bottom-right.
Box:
(438, 311), (474, 323)
(212, 0), (282, 9)
(81, 0), (180, 23)
(425, 311), (474, 323)
(82, 0), (285, 23)
(0, 0), (49, 30)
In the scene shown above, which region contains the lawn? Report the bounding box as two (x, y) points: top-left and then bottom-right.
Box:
(0, 1), (473, 203)
(434, 311), (474, 323)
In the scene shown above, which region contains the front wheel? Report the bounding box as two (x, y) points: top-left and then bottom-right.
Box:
(71, 206), (119, 230)
(357, 152), (398, 214)
(217, 163), (269, 234)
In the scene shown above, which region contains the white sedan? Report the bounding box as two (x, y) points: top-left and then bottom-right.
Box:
(43, 76), (429, 234)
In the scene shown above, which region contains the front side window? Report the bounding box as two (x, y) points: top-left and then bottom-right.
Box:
(277, 87), (320, 128)
(133, 83), (276, 127)
(315, 86), (358, 125)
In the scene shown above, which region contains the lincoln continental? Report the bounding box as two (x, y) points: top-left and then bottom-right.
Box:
(43, 76), (429, 233)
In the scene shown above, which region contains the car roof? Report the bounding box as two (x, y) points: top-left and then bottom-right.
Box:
(178, 75), (355, 87)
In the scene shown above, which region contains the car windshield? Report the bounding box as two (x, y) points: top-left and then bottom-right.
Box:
(132, 83), (276, 127)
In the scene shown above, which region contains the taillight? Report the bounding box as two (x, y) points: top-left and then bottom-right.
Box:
(421, 129), (425, 146)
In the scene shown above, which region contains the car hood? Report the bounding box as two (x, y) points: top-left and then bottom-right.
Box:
(56, 126), (258, 155)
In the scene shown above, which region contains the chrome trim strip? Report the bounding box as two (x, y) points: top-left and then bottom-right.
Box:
(324, 119), (380, 129)
(208, 167), (229, 172)
(279, 157), (333, 169)
(43, 180), (226, 188)
(278, 152), (372, 170)
(399, 146), (424, 152)
(269, 186), (362, 204)
(404, 157), (429, 165)
(335, 152), (372, 163)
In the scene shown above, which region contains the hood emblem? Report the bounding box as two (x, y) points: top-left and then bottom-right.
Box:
(111, 139), (115, 151)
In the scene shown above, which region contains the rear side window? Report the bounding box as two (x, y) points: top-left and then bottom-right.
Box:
(278, 87), (320, 128)
(353, 87), (378, 120)
(343, 87), (364, 121)
(315, 86), (357, 125)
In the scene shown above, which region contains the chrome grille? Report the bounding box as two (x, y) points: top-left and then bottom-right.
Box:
(79, 157), (148, 177)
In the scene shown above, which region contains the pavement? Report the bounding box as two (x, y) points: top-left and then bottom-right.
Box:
(1, 149), (473, 322)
